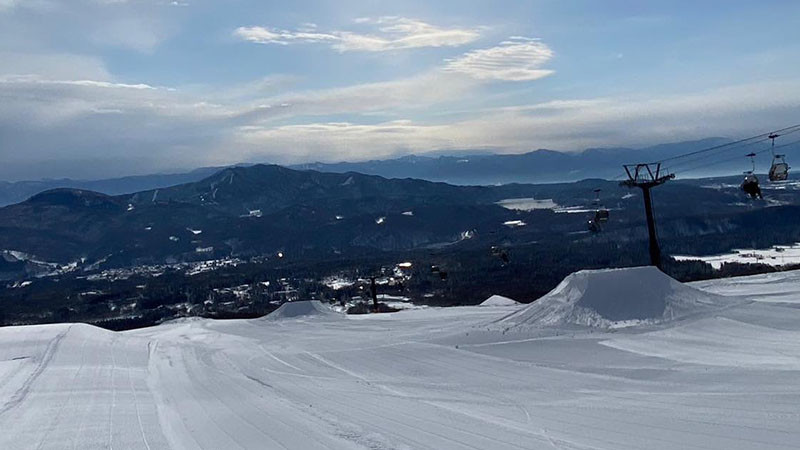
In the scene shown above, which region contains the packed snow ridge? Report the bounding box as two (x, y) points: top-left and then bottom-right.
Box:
(495, 266), (731, 329)
(263, 300), (342, 320)
(480, 295), (520, 306)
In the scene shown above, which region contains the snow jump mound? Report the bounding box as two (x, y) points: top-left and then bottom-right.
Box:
(494, 266), (729, 329)
(480, 295), (520, 307)
(264, 300), (341, 321)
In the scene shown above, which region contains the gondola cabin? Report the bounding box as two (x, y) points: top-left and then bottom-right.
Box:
(769, 155), (790, 182)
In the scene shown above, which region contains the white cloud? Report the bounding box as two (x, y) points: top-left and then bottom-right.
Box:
(336, 17), (482, 52)
(233, 120), (451, 163)
(228, 81), (800, 164)
(0, 76), (157, 90)
(250, 71), (478, 119)
(233, 27), (339, 46)
(0, 76), (177, 127)
(1, 55), (798, 180)
(234, 17), (482, 52)
(445, 37), (554, 81)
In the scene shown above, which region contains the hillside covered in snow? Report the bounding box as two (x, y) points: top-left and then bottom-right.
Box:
(1, 267), (799, 449)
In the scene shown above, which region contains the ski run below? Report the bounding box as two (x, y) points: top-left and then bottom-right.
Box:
(2, 267), (800, 449)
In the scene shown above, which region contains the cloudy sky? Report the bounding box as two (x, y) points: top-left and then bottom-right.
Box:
(1, 0), (799, 180)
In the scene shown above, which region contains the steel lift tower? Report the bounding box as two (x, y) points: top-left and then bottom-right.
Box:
(621, 163), (675, 270)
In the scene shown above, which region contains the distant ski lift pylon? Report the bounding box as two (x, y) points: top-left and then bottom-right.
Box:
(768, 133), (790, 182)
(742, 152), (763, 199)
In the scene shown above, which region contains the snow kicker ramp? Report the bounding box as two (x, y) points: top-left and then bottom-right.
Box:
(480, 295), (520, 306)
(495, 266), (730, 329)
(264, 300), (341, 321)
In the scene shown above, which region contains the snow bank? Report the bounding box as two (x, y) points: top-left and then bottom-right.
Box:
(494, 266), (729, 329)
(480, 295), (520, 306)
(264, 300), (341, 321)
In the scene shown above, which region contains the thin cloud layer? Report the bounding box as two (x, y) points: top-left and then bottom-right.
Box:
(445, 37), (554, 81)
(235, 17), (482, 52)
(2, 64), (798, 179)
(232, 81), (800, 163)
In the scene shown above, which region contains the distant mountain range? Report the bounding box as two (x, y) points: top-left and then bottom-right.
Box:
(0, 167), (223, 207)
(2, 137), (777, 207)
(0, 165), (580, 269)
(2, 161), (799, 281)
(291, 138), (743, 185)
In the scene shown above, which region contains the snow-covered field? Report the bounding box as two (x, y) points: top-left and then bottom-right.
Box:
(2, 268), (800, 449)
(673, 243), (800, 268)
(496, 197), (560, 211)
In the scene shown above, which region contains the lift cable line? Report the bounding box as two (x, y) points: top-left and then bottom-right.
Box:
(676, 145), (773, 175)
(610, 125), (800, 182)
(662, 137), (772, 174)
(606, 131), (787, 182)
(663, 127), (800, 175)
(670, 138), (800, 176)
(617, 125), (800, 271)
(623, 125), (800, 179)
(657, 123), (800, 165)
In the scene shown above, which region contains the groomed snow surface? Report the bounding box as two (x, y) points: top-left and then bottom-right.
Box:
(2, 267), (800, 449)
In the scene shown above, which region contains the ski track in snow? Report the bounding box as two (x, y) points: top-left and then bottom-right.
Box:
(2, 271), (800, 449)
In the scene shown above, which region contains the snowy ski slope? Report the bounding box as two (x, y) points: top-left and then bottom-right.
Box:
(2, 269), (800, 449)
